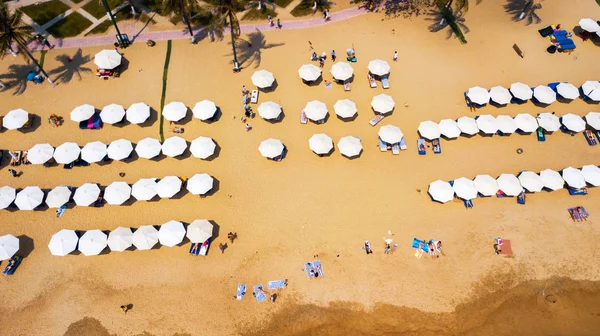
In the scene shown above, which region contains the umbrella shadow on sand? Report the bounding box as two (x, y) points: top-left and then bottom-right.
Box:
(16, 235), (34, 258)
(48, 49), (92, 85)
(227, 29), (285, 69)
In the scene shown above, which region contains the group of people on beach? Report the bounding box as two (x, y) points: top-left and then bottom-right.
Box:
(239, 85), (253, 131)
(267, 15), (282, 29)
(311, 50), (336, 68)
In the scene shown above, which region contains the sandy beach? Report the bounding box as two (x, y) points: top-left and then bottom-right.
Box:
(1, 0), (600, 335)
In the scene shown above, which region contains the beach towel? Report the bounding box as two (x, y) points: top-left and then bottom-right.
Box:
(568, 207), (589, 221)
(382, 76), (390, 89)
(199, 239), (210, 256)
(537, 127), (546, 142)
(236, 284), (246, 300)
(3, 256), (22, 275)
(417, 139), (426, 155)
(267, 280), (287, 289)
(56, 205), (66, 217)
(517, 191), (526, 205)
(369, 114), (384, 126)
(253, 285), (267, 302)
(412, 238), (429, 252)
(344, 82), (351, 91)
(464, 199), (473, 208)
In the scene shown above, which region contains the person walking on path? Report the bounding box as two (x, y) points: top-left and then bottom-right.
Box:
(277, 19), (282, 29)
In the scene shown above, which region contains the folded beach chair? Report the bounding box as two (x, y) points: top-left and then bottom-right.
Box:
(250, 90), (259, 104)
(464, 199), (473, 209)
(267, 280), (287, 290)
(432, 139), (441, 154)
(369, 114), (384, 126)
(344, 81), (351, 91)
(368, 75), (377, 88)
(236, 284), (246, 300)
(392, 143), (400, 155)
(379, 137), (387, 152)
(568, 187), (588, 196)
(313, 260), (324, 277)
(411, 238), (429, 252)
(3, 255), (22, 275)
(517, 191), (526, 205)
(382, 76), (390, 89)
(399, 137), (407, 150)
(537, 127), (546, 142)
(199, 239), (210, 256)
(417, 138), (426, 155)
(300, 110), (308, 124)
(253, 285), (267, 302)
(584, 131), (598, 146)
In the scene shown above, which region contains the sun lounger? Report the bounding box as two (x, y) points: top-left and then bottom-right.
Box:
(596, 130), (600, 140)
(236, 284), (246, 300)
(432, 139), (441, 154)
(464, 199), (473, 208)
(399, 137), (407, 150)
(392, 143), (400, 155)
(250, 89), (258, 104)
(3, 255), (22, 275)
(379, 137), (387, 152)
(382, 76), (389, 89)
(568, 207), (589, 221)
(344, 81), (351, 91)
(517, 191), (526, 205)
(199, 239), (210, 256)
(417, 138), (426, 155)
(537, 127), (546, 142)
(267, 280), (287, 289)
(253, 285), (267, 302)
(9, 151), (21, 166)
(568, 187), (587, 195)
(368, 75), (377, 88)
(305, 262), (315, 278)
(412, 238), (429, 252)
(300, 110), (308, 124)
(189, 243), (201, 255)
(369, 114), (384, 126)
(313, 260), (324, 277)
(558, 41), (576, 53)
(584, 130), (598, 146)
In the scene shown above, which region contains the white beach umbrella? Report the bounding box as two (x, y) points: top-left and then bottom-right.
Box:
(0, 186), (16, 209)
(157, 220), (186, 247)
(456, 116), (479, 135)
(371, 94), (395, 114)
(107, 139), (133, 161)
(70, 104), (95, 122)
(378, 124), (404, 144)
(330, 62), (354, 81)
(561, 113), (586, 133)
(48, 229), (78, 256)
(510, 82), (532, 101)
(190, 136), (216, 159)
(475, 115), (498, 134)
(304, 100), (328, 121)
(368, 59), (391, 76)
(418, 121), (441, 140)
(46, 186), (72, 208)
(514, 113), (538, 132)
(156, 176), (182, 198)
(187, 174), (214, 195)
(132, 225), (159, 250)
(73, 183), (101, 206)
(186, 219), (213, 243)
(518, 171), (544, 192)
(333, 99), (357, 119)
(582, 165), (600, 186)
(496, 115), (518, 134)
(533, 85), (556, 104)
(562, 167), (586, 189)
(162, 102), (187, 122)
(439, 119), (461, 138)
(257, 101), (282, 120)
(585, 112), (600, 130)
(298, 64), (321, 82)
(536, 112), (561, 132)
(27, 143), (54, 164)
(579, 18), (600, 32)
(161, 136), (187, 157)
(81, 141), (107, 163)
(581, 81), (600, 101)
(54, 142), (80, 164)
(428, 180), (454, 203)
(192, 100), (217, 121)
(94, 49), (122, 69)
(104, 181), (131, 205)
(489, 86), (512, 105)
(259, 138), (285, 158)
(78, 230), (107, 256)
(252, 69), (275, 88)
(496, 174), (522, 196)
(540, 169), (564, 191)
(309, 134), (334, 155)
(452, 177), (478, 200)
(126, 102), (150, 124)
(473, 174), (498, 196)
(3, 108), (29, 130)
(337, 136), (362, 158)
(100, 104), (125, 124)
(107, 227), (133, 252)
(132, 178), (158, 201)
(556, 83), (579, 100)
(0, 234), (19, 261)
(466, 86), (490, 105)
(15, 186), (44, 210)
(135, 137), (162, 159)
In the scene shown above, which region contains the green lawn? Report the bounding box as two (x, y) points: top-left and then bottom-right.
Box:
(87, 11), (155, 35)
(82, 0), (124, 20)
(273, 0), (294, 8)
(46, 12), (93, 38)
(290, 0), (329, 17)
(20, 0), (70, 26)
(242, 7), (277, 20)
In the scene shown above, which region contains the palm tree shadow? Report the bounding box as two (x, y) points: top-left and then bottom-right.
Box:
(504, 0), (542, 25)
(49, 48), (93, 84)
(425, 8), (470, 40)
(0, 64), (36, 95)
(226, 29), (285, 69)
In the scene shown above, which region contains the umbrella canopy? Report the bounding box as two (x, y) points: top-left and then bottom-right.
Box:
(187, 173), (214, 195)
(94, 49), (122, 69)
(562, 166), (586, 188)
(333, 99), (357, 119)
(107, 139), (133, 161)
(456, 116), (479, 135)
(28, 143), (54, 164)
(466, 86), (490, 105)
(0, 186), (16, 209)
(510, 82), (533, 101)
(78, 230), (107, 256)
(475, 115), (498, 134)
(585, 112), (600, 130)
(489, 86), (512, 105)
(48, 229), (78, 256)
(428, 180), (454, 203)
(132, 225), (159, 250)
(73, 183), (101, 206)
(186, 219), (213, 243)
(330, 62), (354, 81)
(54, 142), (80, 164)
(561, 113), (586, 132)
(378, 124), (404, 144)
(81, 141), (107, 163)
(304, 100), (328, 121)
(536, 112), (561, 132)
(579, 18), (600, 32)
(518, 171), (544, 192)
(126, 102), (151, 124)
(135, 137), (162, 159)
(473, 174), (498, 196)
(337, 136), (362, 158)
(192, 100), (217, 121)
(439, 119), (461, 138)
(0, 234), (19, 261)
(418, 121), (441, 140)
(514, 113), (538, 132)
(3, 108), (29, 129)
(156, 176), (182, 198)
(298, 64), (321, 82)
(496, 115), (518, 134)
(368, 59), (391, 76)
(259, 138), (285, 158)
(309, 133), (334, 154)
(581, 80), (600, 101)
(107, 227), (133, 252)
(540, 169), (564, 191)
(15, 186), (44, 210)
(556, 83), (579, 100)
(371, 94), (395, 114)
(190, 136), (216, 159)
(257, 101), (282, 120)
(533, 85), (556, 104)
(157, 220), (186, 247)
(100, 104), (125, 124)
(582, 165), (600, 186)
(161, 136), (187, 157)
(132, 178), (158, 201)
(496, 174), (522, 196)
(452, 177), (478, 200)
(162, 102), (187, 122)
(252, 69), (275, 88)
(70, 104), (95, 122)
(46, 186), (72, 208)
(104, 181), (131, 205)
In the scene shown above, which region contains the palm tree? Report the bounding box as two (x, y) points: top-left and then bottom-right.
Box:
(0, 2), (53, 84)
(205, 0), (245, 70)
(162, 0), (200, 43)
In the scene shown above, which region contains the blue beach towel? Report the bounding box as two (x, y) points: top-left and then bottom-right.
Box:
(268, 280), (287, 289)
(236, 284), (246, 300)
(253, 285), (267, 302)
(412, 238), (430, 252)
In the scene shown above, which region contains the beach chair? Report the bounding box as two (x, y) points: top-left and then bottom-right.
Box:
(392, 143), (400, 155)
(344, 81), (351, 91)
(432, 139), (441, 154)
(517, 191), (526, 205)
(313, 260), (324, 277)
(250, 90), (258, 104)
(236, 284), (246, 300)
(464, 199), (473, 209)
(253, 285), (267, 302)
(3, 255), (22, 275)
(199, 239), (210, 256)
(537, 127), (546, 142)
(305, 262), (315, 278)
(369, 114), (384, 126)
(382, 76), (390, 89)
(584, 130), (598, 146)
(300, 110), (308, 124)
(368, 75), (377, 88)
(568, 187), (588, 196)
(412, 238), (430, 252)
(568, 207), (589, 222)
(399, 137), (407, 150)
(379, 137), (387, 152)
(189, 243), (201, 256)
(267, 280), (287, 290)
(417, 139), (426, 155)
(9, 151), (21, 166)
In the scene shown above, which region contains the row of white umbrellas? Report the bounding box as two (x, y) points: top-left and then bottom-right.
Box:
(428, 165), (600, 203)
(299, 95), (394, 122)
(70, 103), (150, 124)
(48, 219), (214, 256)
(298, 59), (391, 83)
(466, 81), (600, 105)
(2, 108), (30, 130)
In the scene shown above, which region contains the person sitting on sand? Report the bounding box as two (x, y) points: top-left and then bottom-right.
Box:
(228, 232), (236, 243)
(494, 243), (502, 255)
(171, 127), (184, 134)
(434, 241), (444, 256)
(219, 243), (226, 254)
(245, 124), (252, 131)
(311, 52), (317, 61)
(270, 294), (276, 302)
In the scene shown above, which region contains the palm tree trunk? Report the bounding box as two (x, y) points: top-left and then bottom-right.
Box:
(184, 12), (195, 43)
(16, 39), (53, 84)
(228, 11), (238, 70)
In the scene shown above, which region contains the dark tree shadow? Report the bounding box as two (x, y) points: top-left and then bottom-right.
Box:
(227, 29), (285, 69)
(0, 64), (36, 95)
(426, 8), (470, 40)
(49, 48), (92, 84)
(381, 0), (431, 18)
(504, 0), (542, 25)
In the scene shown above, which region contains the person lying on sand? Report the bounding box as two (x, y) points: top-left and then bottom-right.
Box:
(428, 242), (437, 258)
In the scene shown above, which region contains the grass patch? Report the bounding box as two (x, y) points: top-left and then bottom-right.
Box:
(242, 7), (277, 20)
(46, 12), (93, 38)
(290, 0), (329, 17)
(168, 9), (213, 26)
(82, 0), (123, 20)
(273, 0), (294, 8)
(159, 40), (173, 142)
(87, 11), (155, 35)
(20, 0), (70, 26)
